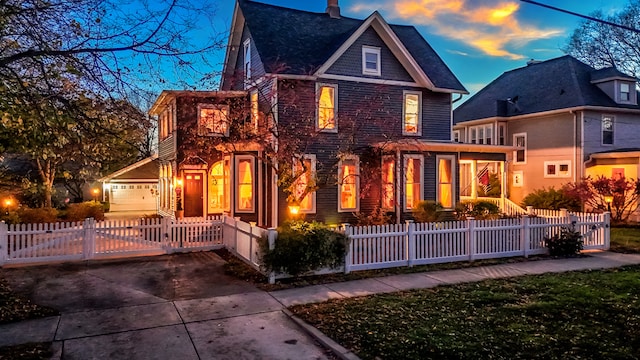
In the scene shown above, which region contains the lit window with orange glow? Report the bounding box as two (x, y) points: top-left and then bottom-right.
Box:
(339, 156), (359, 212)
(198, 104), (229, 136)
(251, 92), (259, 131)
(317, 84), (337, 131)
(294, 156), (316, 213)
(236, 157), (254, 212)
(382, 156), (395, 209)
(404, 155), (423, 211)
(437, 156), (455, 209)
(208, 161), (225, 214)
(403, 91), (421, 135)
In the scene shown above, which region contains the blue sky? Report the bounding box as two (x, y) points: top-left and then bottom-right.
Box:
(168, 0), (630, 100)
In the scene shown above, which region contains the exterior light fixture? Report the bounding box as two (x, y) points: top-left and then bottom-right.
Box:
(604, 195), (613, 212)
(288, 204), (300, 216)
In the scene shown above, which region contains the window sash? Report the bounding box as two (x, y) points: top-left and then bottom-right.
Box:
(243, 39), (251, 81)
(403, 92), (421, 135)
(250, 92), (259, 131)
(362, 46), (380, 76)
(602, 116), (614, 145)
(198, 104), (229, 136)
(382, 156), (395, 209)
(437, 156), (454, 209)
(293, 156), (316, 213)
(236, 157), (254, 212)
(318, 85), (336, 131)
(339, 157), (359, 212)
(514, 134), (526, 163)
(404, 156), (423, 211)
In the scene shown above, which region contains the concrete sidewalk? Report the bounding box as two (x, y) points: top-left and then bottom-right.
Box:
(1, 251), (640, 359)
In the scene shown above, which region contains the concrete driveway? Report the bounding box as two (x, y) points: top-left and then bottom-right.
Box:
(0, 252), (332, 360)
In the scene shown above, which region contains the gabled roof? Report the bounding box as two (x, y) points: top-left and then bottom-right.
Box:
(454, 55), (640, 123)
(98, 156), (159, 182)
(222, 0), (466, 93)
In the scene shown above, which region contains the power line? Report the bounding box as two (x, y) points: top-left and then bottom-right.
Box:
(520, 0), (640, 34)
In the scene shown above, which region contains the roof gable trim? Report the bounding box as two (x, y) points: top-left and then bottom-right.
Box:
(99, 155), (158, 182)
(314, 12), (437, 90)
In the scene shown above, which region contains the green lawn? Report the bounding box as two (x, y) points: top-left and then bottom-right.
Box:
(291, 266), (640, 360)
(611, 227), (640, 253)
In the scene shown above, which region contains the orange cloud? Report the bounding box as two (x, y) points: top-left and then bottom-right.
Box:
(350, 0), (563, 60)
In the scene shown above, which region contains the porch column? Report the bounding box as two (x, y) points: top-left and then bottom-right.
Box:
(470, 160), (478, 199)
(500, 161), (506, 209)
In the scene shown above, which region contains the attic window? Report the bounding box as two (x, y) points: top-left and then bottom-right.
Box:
(362, 46), (381, 76)
(620, 82), (630, 102)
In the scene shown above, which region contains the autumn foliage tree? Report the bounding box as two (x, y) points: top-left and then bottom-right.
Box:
(564, 176), (640, 222)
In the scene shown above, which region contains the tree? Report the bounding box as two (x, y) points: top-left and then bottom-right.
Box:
(1, 0), (221, 206)
(564, 176), (640, 222)
(564, 0), (640, 78)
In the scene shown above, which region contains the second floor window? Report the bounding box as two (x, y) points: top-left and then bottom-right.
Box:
(513, 133), (526, 164)
(470, 124), (493, 144)
(243, 39), (251, 85)
(602, 115), (614, 145)
(250, 92), (259, 132)
(317, 84), (337, 131)
(403, 91), (421, 135)
(198, 104), (229, 136)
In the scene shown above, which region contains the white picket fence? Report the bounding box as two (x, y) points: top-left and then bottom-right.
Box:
(344, 213), (610, 273)
(0, 216), (225, 266)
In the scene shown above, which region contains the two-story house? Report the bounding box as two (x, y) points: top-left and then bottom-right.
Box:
(151, 0), (514, 226)
(454, 55), (640, 205)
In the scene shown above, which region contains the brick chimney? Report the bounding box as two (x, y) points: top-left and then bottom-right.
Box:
(326, 0), (340, 18)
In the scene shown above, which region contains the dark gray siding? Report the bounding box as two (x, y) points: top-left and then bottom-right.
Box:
(326, 27), (414, 82)
(229, 25), (266, 91)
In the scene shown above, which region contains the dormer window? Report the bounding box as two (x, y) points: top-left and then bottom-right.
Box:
(620, 82), (630, 102)
(362, 46), (381, 76)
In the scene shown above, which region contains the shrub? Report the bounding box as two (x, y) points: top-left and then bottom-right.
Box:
(0, 211), (22, 225)
(544, 226), (583, 257)
(258, 221), (349, 277)
(413, 201), (445, 223)
(455, 200), (501, 220)
(354, 206), (393, 225)
(65, 201), (105, 222)
(522, 187), (581, 211)
(16, 207), (58, 223)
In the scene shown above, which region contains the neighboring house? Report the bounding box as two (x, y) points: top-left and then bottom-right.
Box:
(453, 55), (640, 205)
(98, 156), (159, 212)
(150, 0), (513, 225)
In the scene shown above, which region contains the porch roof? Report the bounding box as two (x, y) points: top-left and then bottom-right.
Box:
(376, 140), (517, 153)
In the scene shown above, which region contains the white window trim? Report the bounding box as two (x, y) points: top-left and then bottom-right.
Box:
(452, 130), (460, 143)
(513, 132), (527, 164)
(402, 90), (422, 136)
(294, 154), (317, 214)
(235, 155), (255, 213)
(250, 91), (259, 132)
(197, 103), (230, 137)
(618, 81), (631, 103)
(403, 154), (424, 212)
(362, 46), (381, 76)
(602, 114), (615, 146)
(338, 155), (360, 213)
(316, 83), (338, 133)
(498, 123), (506, 145)
(436, 155), (456, 209)
(469, 124), (493, 144)
(243, 39), (251, 87)
(544, 160), (571, 178)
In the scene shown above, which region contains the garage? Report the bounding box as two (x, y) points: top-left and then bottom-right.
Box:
(99, 156), (159, 213)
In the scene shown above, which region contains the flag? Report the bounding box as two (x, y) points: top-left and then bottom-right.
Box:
(478, 165), (491, 194)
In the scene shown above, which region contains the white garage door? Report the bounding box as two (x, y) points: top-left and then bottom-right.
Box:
(110, 183), (157, 212)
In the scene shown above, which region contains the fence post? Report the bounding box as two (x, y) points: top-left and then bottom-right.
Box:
(268, 228), (277, 284)
(468, 217), (476, 261)
(603, 212), (611, 250)
(526, 206), (534, 216)
(83, 218), (96, 260)
(406, 220), (415, 267)
(162, 216), (172, 252)
(521, 215), (530, 258)
(0, 221), (7, 266)
(560, 208), (568, 219)
(343, 225), (352, 274)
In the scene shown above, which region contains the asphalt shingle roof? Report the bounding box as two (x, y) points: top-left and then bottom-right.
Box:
(454, 55), (640, 124)
(239, 0), (466, 92)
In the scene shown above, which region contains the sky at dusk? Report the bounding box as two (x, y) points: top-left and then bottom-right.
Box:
(182, 0), (630, 101)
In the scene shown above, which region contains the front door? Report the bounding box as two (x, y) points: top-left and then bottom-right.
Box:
(184, 173), (204, 217)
